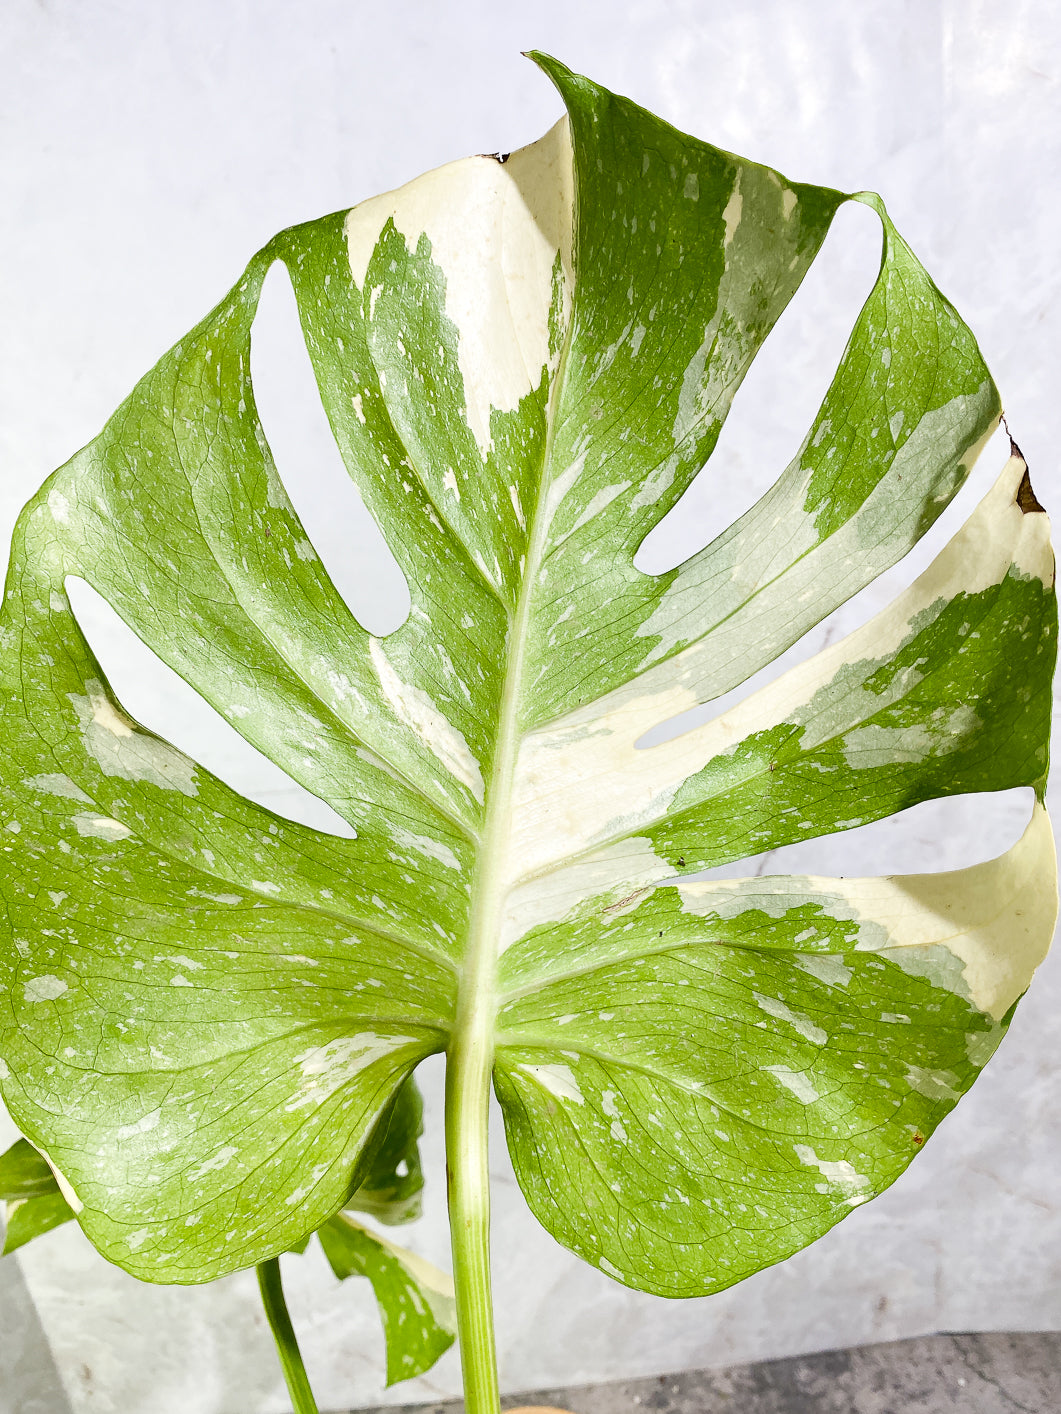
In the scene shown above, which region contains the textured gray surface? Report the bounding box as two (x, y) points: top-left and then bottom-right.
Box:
(355, 1333), (1061, 1413)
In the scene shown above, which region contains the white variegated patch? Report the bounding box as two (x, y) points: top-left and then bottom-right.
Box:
(369, 638), (484, 801)
(345, 120), (573, 456)
(498, 834), (673, 953)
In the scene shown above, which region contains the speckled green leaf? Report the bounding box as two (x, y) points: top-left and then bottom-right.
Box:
(0, 52), (1053, 1312)
(318, 1213), (456, 1384)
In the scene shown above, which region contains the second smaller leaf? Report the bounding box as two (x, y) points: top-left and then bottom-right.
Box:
(344, 1076), (425, 1227)
(318, 1213), (456, 1385)
(0, 1138), (75, 1255)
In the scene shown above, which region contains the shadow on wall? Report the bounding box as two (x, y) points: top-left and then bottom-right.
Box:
(0, 1237), (74, 1414)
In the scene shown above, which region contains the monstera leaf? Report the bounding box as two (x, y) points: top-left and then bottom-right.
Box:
(0, 52), (1054, 1410)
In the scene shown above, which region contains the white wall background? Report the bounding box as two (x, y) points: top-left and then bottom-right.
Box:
(1, 2), (1060, 1411)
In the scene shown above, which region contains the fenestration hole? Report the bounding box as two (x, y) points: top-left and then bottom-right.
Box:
(250, 259), (411, 637)
(634, 199), (882, 577)
(683, 786), (1034, 884)
(64, 575), (356, 838)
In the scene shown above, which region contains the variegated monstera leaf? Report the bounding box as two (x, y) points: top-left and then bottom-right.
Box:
(0, 55), (1055, 1305)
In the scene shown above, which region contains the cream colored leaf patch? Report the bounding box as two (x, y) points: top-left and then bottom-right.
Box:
(346, 119), (573, 456)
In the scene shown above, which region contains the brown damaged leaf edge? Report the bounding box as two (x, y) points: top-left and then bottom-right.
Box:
(1005, 427), (1047, 514)
(1017, 466), (1046, 515)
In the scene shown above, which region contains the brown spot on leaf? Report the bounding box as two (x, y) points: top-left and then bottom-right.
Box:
(1017, 467), (1046, 515)
(1002, 418), (1044, 510)
(1005, 420), (1024, 461)
(603, 886), (650, 913)
(912, 1130), (925, 1146)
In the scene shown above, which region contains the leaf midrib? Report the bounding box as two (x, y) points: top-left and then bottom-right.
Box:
(454, 306), (578, 1076)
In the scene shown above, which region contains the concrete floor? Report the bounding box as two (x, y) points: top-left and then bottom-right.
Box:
(356, 1333), (1061, 1414)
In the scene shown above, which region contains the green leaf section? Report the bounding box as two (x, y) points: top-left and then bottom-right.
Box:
(319, 1214), (456, 1385)
(0, 1136), (60, 1199)
(654, 574), (1055, 873)
(494, 823), (1049, 1295)
(0, 49), (1053, 1325)
(0, 1138), (75, 1255)
(3, 1190), (76, 1256)
(344, 1075), (426, 1226)
(520, 58), (1000, 718)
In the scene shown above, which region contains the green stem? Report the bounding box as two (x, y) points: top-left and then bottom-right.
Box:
(257, 1256), (320, 1414)
(446, 525), (542, 1412)
(444, 476), (540, 1412)
(446, 1017), (500, 1414)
